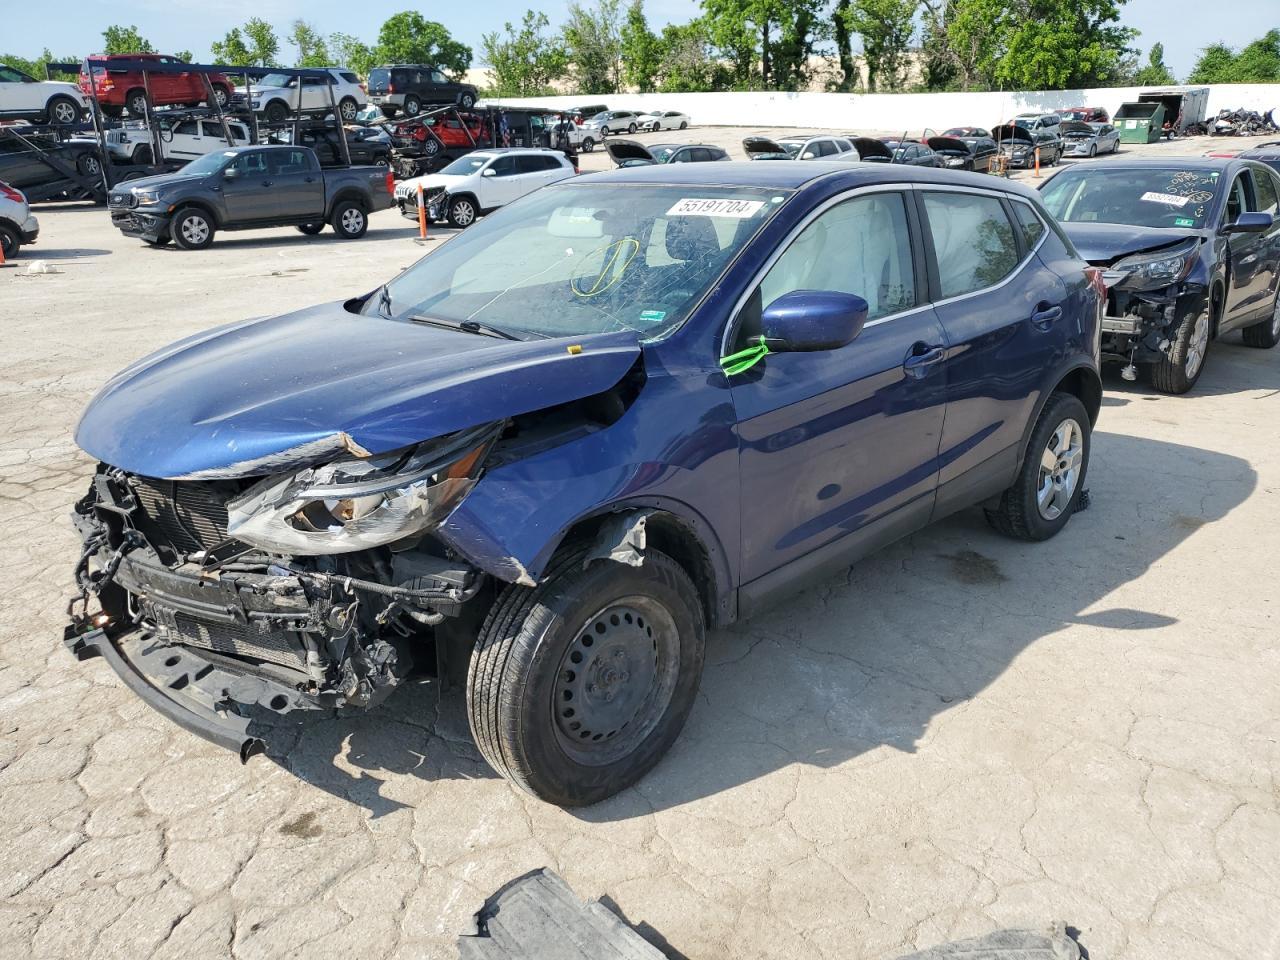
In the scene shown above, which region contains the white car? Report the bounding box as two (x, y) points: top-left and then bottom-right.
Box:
(394, 148), (575, 228)
(638, 110), (690, 132)
(0, 180), (39, 259)
(743, 135), (857, 160)
(237, 68), (366, 124)
(104, 117), (252, 165)
(0, 63), (89, 125)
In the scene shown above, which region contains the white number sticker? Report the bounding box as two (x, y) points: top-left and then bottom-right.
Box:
(1140, 191), (1190, 207)
(666, 198), (766, 218)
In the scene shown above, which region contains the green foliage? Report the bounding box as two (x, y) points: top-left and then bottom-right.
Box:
(1133, 42), (1176, 85)
(842, 0), (917, 92)
(174, 50), (193, 64)
(620, 0), (663, 92)
(210, 29), (252, 67)
(0, 49), (80, 80)
(1189, 29), (1280, 83)
(373, 11), (472, 76)
(564, 0), (623, 94)
(700, 0), (825, 90)
(330, 34), (376, 77)
(481, 11), (569, 96)
(830, 0), (859, 91)
(289, 21), (331, 68)
(101, 25), (155, 55)
(655, 20), (726, 91)
(211, 19), (279, 68)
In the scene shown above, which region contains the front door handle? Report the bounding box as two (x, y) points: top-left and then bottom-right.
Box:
(903, 342), (946, 378)
(1031, 304), (1063, 329)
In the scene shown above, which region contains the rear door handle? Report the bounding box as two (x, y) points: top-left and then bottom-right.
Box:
(261, 180), (273, 187)
(903, 343), (946, 378)
(1031, 304), (1063, 329)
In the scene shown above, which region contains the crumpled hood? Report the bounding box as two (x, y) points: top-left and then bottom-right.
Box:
(1059, 222), (1202, 265)
(75, 301), (642, 479)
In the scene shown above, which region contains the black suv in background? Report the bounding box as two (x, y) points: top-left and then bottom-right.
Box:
(367, 65), (478, 118)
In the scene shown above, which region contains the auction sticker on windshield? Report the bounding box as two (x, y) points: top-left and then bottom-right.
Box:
(667, 198), (766, 218)
(1140, 191), (1190, 207)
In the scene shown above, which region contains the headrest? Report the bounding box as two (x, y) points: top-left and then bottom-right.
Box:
(665, 216), (720, 262)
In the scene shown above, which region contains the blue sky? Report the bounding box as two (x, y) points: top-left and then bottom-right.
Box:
(1, 0), (1267, 81)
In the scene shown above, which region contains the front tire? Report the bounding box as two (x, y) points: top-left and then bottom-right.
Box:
(211, 85), (230, 109)
(1150, 300), (1212, 393)
(446, 195), (476, 228)
(467, 547), (706, 806)
(264, 100), (288, 124)
(459, 93), (476, 109)
(330, 200), (367, 239)
(581, 136), (595, 153)
(0, 225), (20, 259)
(170, 207), (215, 250)
(985, 392), (1090, 541)
(76, 153), (102, 178)
(1088, 144), (1097, 157)
(628, 122), (637, 134)
(679, 120), (687, 130)
(1242, 291), (1280, 348)
(125, 89), (149, 118)
(46, 95), (81, 125)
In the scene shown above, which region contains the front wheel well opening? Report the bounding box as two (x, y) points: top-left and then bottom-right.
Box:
(1055, 368), (1102, 426)
(552, 510), (717, 627)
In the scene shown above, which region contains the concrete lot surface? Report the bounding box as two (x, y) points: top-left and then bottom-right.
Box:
(1, 133), (1278, 960)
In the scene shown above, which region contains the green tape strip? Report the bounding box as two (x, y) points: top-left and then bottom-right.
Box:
(720, 336), (770, 376)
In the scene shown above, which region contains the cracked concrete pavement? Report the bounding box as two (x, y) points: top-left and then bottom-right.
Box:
(1, 134), (1278, 960)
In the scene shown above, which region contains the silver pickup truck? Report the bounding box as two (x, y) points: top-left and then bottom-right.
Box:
(107, 144), (394, 249)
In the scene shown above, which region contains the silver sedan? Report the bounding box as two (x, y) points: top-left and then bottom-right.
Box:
(1061, 121), (1120, 158)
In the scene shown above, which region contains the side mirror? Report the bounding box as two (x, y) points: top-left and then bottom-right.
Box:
(223, 166), (239, 179)
(761, 290), (869, 352)
(800, 152), (815, 160)
(1224, 212), (1273, 234)
(482, 167), (496, 177)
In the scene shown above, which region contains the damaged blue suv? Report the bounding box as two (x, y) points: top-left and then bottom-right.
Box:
(67, 163), (1102, 806)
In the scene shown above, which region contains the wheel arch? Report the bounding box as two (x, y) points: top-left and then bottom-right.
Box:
(447, 191), (480, 213)
(171, 198), (222, 229)
(325, 188), (369, 218)
(1013, 361), (1102, 477)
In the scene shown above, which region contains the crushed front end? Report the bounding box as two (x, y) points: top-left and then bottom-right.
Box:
(65, 425), (499, 759)
(1094, 238), (1207, 367)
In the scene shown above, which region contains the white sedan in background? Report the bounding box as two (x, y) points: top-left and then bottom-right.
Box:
(638, 110), (690, 132)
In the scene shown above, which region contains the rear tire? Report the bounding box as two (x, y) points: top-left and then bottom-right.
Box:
(1149, 300), (1212, 393)
(404, 95), (422, 117)
(76, 153), (102, 178)
(0, 225), (20, 259)
(264, 100), (288, 124)
(679, 120), (687, 130)
(210, 85), (230, 109)
(125, 89), (149, 118)
(170, 207), (215, 250)
(379, 105), (397, 119)
(1242, 291), (1280, 349)
(467, 547), (705, 806)
(338, 97), (358, 122)
(296, 222), (325, 235)
(330, 200), (367, 239)
(985, 392), (1091, 541)
(628, 122), (637, 134)
(581, 137), (595, 153)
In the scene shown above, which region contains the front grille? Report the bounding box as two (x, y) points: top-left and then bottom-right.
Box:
(130, 476), (230, 555)
(109, 192), (136, 208)
(171, 613), (306, 671)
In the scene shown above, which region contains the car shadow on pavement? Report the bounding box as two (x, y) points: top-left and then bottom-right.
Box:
(262, 431), (1254, 820)
(17, 247), (113, 260)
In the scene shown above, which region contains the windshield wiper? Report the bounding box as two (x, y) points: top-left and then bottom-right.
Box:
(406, 314), (525, 341)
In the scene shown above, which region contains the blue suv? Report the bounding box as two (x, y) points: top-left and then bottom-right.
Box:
(67, 163), (1102, 806)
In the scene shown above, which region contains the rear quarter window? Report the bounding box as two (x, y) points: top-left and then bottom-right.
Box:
(1011, 200), (1047, 249)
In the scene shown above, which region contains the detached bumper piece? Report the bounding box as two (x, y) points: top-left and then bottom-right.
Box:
(63, 625), (321, 762)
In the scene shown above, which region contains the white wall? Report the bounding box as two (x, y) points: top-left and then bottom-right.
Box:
(484, 83), (1280, 133)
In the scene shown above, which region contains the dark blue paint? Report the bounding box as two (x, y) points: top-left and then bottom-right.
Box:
(76, 162), (1100, 623)
(761, 290), (868, 351)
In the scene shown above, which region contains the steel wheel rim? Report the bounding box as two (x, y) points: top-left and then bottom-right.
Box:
(340, 208), (364, 233)
(552, 596), (680, 766)
(53, 101), (76, 123)
(453, 201), (474, 225)
(1185, 310), (1210, 377)
(181, 216), (209, 245)
(1037, 418), (1083, 521)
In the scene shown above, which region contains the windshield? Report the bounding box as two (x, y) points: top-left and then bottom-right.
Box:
(180, 151), (235, 176)
(1041, 167), (1222, 229)
(777, 141), (803, 157)
(257, 73), (292, 88)
(650, 146), (676, 162)
(439, 154), (492, 176)
(371, 183), (787, 339)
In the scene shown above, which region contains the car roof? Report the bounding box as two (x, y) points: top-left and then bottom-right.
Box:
(1059, 156), (1246, 172)
(580, 160), (1046, 199)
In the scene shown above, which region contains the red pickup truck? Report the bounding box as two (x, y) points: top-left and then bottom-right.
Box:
(79, 54), (232, 118)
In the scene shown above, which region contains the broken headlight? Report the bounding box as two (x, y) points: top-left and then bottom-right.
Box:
(1111, 239), (1198, 291)
(226, 423), (501, 555)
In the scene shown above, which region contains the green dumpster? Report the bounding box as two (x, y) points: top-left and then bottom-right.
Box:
(1115, 101), (1166, 144)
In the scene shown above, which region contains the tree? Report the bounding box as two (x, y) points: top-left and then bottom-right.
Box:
(564, 0), (624, 94)
(987, 0), (1136, 90)
(620, 0), (663, 92)
(174, 50), (193, 64)
(1133, 42), (1176, 85)
(289, 20), (331, 68)
(843, 0), (917, 92)
(330, 33), (376, 77)
(101, 25), (155, 55)
(373, 11), (471, 77)
(242, 18), (281, 68)
(830, 0), (859, 91)
(700, 0), (825, 90)
(0, 49), (79, 80)
(210, 29), (252, 67)
(481, 11), (569, 96)
(655, 20), (724, 91)
(1191, 29), (1280, 83)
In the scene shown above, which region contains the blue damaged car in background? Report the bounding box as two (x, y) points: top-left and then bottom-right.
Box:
(66, 163), (1103, 807)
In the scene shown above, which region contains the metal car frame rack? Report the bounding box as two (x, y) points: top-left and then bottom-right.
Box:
(42, 61), (353, 194)
(0, 122), (110, 202)
(378, 103), (490, 178)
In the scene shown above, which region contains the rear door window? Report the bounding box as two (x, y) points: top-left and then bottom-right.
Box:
(1010, 200), (1047, 250)
(922, 191), (1021, 298)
